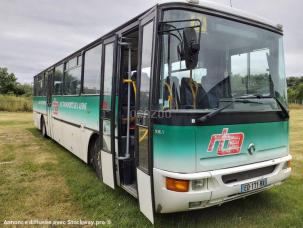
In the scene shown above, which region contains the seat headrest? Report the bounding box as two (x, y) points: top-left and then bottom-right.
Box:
(131, 71), (137, 80)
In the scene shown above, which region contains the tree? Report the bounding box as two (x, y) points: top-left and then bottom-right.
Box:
(0, 67), (18, 94)
(296, 83), (303, 103)
(15, 83), (33, 97)
(288, 88), (298, 103)
(287, 76), (303, 104)
(0, 67), (32, 96)
(287, 76), (303, 88)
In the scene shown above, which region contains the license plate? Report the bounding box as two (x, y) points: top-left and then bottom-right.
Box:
(240, 179), (267, 193)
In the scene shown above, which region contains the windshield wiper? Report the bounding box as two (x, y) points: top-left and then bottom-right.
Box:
(273, 97), (289, 118)
(196, 99), (262, 123)
(238, 94), (289, 119)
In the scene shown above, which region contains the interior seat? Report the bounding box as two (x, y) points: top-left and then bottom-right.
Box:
(163, 76), (180, 109)
(180, 77), (199, 109)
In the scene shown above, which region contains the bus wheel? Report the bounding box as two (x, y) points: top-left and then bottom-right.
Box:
(41, 118), (47, 138)
(90, 137), (102, 180)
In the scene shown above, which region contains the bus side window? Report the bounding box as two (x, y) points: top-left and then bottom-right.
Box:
(53, 64), (64, 95)
(33, 76), (37, 96)
(83, 44), (102, 94)
(36, 73), (44, 96)
(64, 57), (82, 95)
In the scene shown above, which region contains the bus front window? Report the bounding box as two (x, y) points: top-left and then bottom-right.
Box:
(158, 10), (287, 112)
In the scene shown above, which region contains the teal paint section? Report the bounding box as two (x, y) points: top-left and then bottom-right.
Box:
(52, 95), (100, 131)
(32, 94), (118, 132)
(33, 96), (47, 114)
(153, 121), (289, 173)
(45, 95), (117, 131)
(153, 126), (197, 173)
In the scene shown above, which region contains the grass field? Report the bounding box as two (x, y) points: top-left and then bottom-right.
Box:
(0, 111), (302, 227)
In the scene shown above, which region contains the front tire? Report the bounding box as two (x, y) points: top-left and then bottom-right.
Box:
(89, 137), (102, 180)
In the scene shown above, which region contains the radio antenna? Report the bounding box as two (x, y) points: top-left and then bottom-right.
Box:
(229, 0), (233, 7)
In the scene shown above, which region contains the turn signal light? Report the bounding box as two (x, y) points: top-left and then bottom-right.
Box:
(166, 177), (189, 192)
(283, 160), (292, 170)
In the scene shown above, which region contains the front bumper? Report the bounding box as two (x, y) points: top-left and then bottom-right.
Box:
(153, 155), (292, 213)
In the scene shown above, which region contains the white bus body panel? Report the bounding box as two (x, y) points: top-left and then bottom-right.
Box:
(32, 111), (96, 164)
(153, 155), (292, 213)
(101, 150), (115, 189)
(52, 118), (62, 144)
(137, 169), (154, 224)
(33, 112), (41, 130)
(44, 116), (93, 163)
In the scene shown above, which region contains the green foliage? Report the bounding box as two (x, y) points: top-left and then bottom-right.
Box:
(0, 67), (32, 97)
(0, 67), (17, 94)
(287, 76), (303, 87)
(15, 83), (33, 97)
(287, 76), (303, 104)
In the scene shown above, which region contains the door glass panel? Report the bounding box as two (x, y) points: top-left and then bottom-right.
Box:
(138, 126), (149, 172)
(102, 42), (114, 153)
(139, 22), (153, 110)
(103, 43), (114, 110)
(138, 21), (154, 172)
(102, 119), (111, 152)
(47, 71), (53, 106)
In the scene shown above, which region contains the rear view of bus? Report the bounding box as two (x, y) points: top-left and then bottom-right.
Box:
(153, 1), (291, 214)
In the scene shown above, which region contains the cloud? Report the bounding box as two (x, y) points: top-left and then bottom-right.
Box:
(0, 0), (153, 83)
(0, 0), (301, 84)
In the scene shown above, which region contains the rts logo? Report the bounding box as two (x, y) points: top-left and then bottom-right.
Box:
(207, 128), (244, 156)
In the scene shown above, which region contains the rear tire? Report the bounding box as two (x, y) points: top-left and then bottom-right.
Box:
(89, 137), (102, 180)
(41, 118), (47, 138)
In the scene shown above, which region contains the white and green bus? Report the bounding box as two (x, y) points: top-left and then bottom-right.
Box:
(33, 0), (291, 223)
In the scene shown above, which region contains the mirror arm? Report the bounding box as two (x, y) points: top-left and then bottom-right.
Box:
(158, 23), (183, 42)
(158, 18), (202, 42)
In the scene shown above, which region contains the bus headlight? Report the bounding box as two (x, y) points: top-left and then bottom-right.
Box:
(166, 177), (189, 192)
(192, 179), (206, 191)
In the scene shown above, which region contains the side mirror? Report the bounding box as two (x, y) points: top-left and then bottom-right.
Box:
(182, 27), (200, 70)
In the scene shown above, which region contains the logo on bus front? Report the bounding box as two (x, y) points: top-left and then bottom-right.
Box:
(207, 128), (244, 156)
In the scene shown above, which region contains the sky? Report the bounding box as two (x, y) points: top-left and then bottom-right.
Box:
(0, 0), (302, 83)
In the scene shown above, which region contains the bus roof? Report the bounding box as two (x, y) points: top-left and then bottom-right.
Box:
(157, 0), (281, 30)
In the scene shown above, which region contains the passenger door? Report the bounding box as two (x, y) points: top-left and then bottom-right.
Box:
(136, 10), (157, 224)
(100, 36), (118, 189)
(46, 70), (53, 138)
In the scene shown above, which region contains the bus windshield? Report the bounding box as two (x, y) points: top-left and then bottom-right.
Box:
(158, 9), (287, 112)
